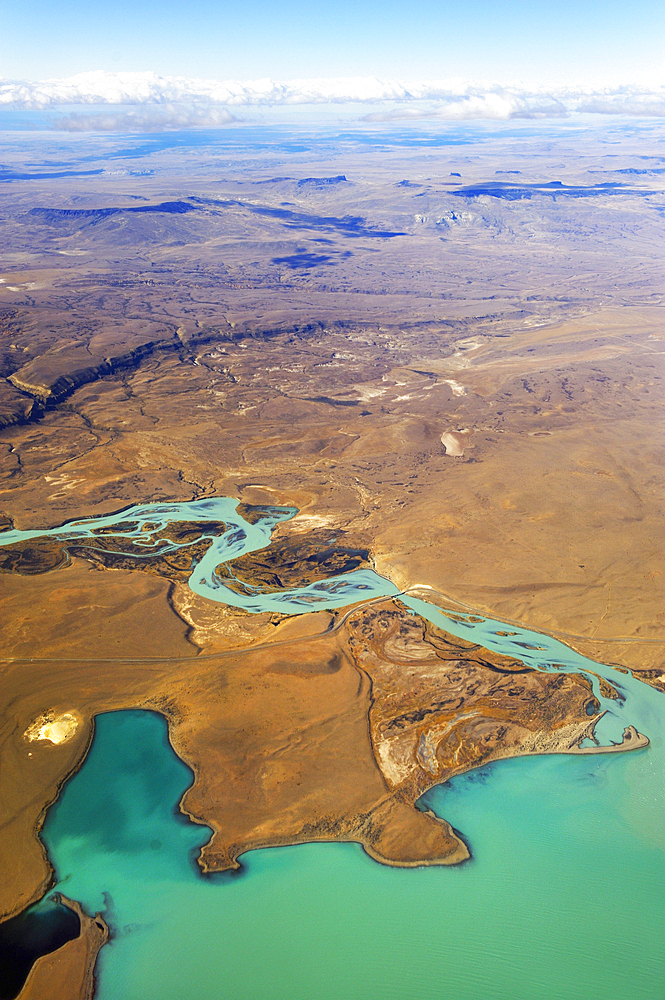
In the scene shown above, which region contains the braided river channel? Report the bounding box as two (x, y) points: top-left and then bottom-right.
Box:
(3, 499), (664, 999)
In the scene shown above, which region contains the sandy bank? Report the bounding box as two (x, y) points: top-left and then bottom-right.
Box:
(16, 896), (108, 1000)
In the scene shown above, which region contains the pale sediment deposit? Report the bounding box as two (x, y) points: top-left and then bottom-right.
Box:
(440, 429), (471, 456)
(24, 712), (80, 745)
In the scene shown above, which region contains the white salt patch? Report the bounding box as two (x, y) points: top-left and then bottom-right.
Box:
(354, 386), (387, 401)
(441, 429), (471, 457)
(24, 711), (80, 745)
(290, 513), (335, 531)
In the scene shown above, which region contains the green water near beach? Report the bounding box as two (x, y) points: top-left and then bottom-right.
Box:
(42, 701), (664, 1000)
(8, 498), (663, 998)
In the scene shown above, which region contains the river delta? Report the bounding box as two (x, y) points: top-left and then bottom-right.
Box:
(0, 114), (663, 999)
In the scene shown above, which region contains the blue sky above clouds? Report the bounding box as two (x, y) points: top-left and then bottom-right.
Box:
(2, 0), (663, 86)
(0, 0), (663, 124)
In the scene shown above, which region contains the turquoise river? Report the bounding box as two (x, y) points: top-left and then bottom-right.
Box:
(3, 498), (664, 1000)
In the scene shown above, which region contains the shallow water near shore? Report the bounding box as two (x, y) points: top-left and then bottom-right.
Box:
(9, 498), (665, 997)
(42, 698), (664, 1000)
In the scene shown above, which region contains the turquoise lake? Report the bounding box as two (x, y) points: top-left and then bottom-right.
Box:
(5, 499), (663, 999)
(42, 702), (665, 1000)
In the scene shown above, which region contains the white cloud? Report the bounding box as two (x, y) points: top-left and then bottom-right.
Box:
(0, 71), (664, 120)
(363, 93), (568, 122)
(54, 105), (236, 132)
(575, 94), (665, 116)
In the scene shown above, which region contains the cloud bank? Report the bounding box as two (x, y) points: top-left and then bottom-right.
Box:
(54, 106), (236, 132)
(1, 71), (664, 120)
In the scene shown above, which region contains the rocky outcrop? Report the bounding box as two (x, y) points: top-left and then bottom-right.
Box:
(0, 380), (35, 428)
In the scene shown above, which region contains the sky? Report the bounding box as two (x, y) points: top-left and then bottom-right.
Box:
(1, 0), (663, 89)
